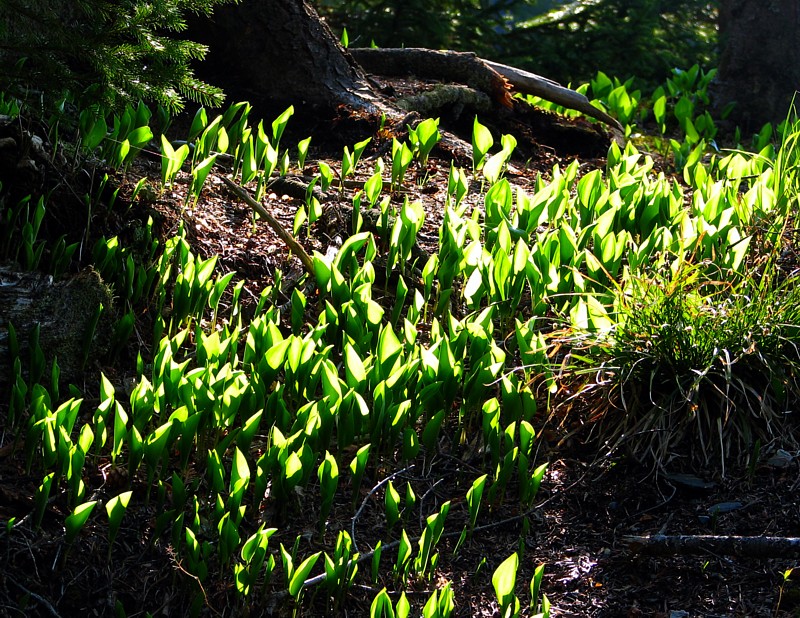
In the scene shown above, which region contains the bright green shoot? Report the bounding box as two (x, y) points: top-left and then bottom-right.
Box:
(271, 105), (294, 145)
(409, 117), (441, 167)
(391, 138), (414, 190)
(318, 160), (334, 192)
(235, 525), (277, 597)
(106, 490), (133, 558)
(472, 116), (493, 171)
(530, 563), (546, 613)
(370, 588), (396, 618)
(65, 500), (97, 545)
(466, 474), (488, 531)
(492, 552), (520, 618)
(281, 544), (321, 602)
(297, 136), (312, 171)
(483, 133), (517, 184)
(188, 154), (218, 208)
(33, 472), (55, 530)
(318, 450), (339, 531)
(349, 443), (371, 506)
(384, 480), (401, 529)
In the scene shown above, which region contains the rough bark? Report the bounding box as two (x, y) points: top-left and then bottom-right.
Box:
(192, 2), (620, 135)
(624, 534), (800, 558)
(0, 266), (114, 385)
(350, 47), (623, 131)
(713, 0), (800, 130)
(190, 0), (379, 111)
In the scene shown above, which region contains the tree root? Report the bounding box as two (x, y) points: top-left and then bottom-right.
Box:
(349, 47), (623, 132)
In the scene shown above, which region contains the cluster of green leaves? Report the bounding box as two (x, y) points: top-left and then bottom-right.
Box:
(0, 0), (233, 112)
(506, 0), (717, 88)
(3, 98), (562, 614)
(5, 62), (800, 615)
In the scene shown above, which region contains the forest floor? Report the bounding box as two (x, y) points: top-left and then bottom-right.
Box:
(1, 77), (800, 617)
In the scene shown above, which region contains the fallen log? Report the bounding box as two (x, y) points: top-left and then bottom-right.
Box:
(348, 47), (623, 132)
(623, 534), (800, 559)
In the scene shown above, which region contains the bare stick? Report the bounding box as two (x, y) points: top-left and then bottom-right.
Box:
(624, 534), (800, 558)
(221, 176), (315, 277)
(351, 464), (415, 555)
(7, 576), (61, 617)
(483, 59), (624, 131)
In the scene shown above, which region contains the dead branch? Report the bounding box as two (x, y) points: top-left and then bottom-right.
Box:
(482, 59), (624, 131)
(349, 47), (623, 131)
(396, 84), (493, 116)
(624, 534), (800, 558)
(349, 47), (515, 108)
(220, 176), (315, 277)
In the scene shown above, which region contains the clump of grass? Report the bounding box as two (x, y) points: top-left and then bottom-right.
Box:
(594, 262), (800, 472)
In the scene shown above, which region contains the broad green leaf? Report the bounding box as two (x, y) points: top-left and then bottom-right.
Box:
(472, 116), (493, 169)
(65, 500), (97, 544)
(371, 588), (396, 618)
(492, 552), (519, 609)
(344, 343), (367, 388)
(289, 551), (321, 598)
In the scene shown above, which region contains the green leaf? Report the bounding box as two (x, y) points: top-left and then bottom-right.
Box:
(190, 154), (218, 201)
(284, 451), (304, 488)
(530, 563), (545, 612)
(466, 474), (488, 529)
(371, 540), (382, 583)
(472, 116), (493, 169)
(318, 450), (339, 517)
(492, 552), (519, 610)
(297, 136), (312, 170)
(344, 343), (367, 389)
(65, 500), (97, 544)
(384, 480), (401, 528)
(272, 106), (295, 144)
(289, 551), (321, 598)
(105, 490), (133, 553)
(83, 114), (108, 151)
(188, 107), (208, 141)
(364, 171), (383, 206)
(230, 447), (251, 495)
(370, 588), (396, 618)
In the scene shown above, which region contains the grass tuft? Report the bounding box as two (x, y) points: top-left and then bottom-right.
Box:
(594, 263), (800, 472)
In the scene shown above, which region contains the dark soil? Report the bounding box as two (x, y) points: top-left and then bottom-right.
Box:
(1, 92), (799, 618)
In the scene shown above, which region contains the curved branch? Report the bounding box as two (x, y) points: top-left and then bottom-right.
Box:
(349, 47), (623, 131)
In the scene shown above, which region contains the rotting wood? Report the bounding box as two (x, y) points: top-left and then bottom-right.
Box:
(395, 84), (493, 117)
(221, 176), (316, 277)
(483, 59), (624, 131)
(623, 534), (800, 558)
(349, 47), (515, 109)
(349, 47), (623, 132)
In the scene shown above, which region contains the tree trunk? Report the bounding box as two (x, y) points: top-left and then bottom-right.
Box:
(713, 0), (800, 130)
(190, 0), (379, 112)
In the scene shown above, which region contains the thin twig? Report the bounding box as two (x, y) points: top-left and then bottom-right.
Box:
(171, 556), (219, 616)
(351, 464), (415, 555)
(7, 576), (61, 617)
(220, 175), (315, 277)
(279, 462), (594, 601)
